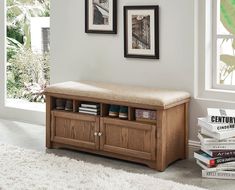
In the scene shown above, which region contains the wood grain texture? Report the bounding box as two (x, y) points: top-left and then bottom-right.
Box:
(156, 110), (167, 171)
(184, 102), (189, 159)
(165, 105), (185, 165)
(52, 142), (157, 169)
(100, 118), (156, 161)
(155, 104), (188, 171)
(51, 111), (99, 150)
(46, 95), (53, 148)
(45, 92), (190, 171)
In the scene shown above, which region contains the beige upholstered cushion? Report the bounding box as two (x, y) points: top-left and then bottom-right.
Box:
(44, 81), (190, 107)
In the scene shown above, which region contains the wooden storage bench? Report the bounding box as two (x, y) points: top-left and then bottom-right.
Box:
(44, 81), (190, 171)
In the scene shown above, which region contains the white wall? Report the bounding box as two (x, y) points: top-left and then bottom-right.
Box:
(1, 0), (235, 141)
(50, 0), (194, 93)
(50, 0), (199, 139)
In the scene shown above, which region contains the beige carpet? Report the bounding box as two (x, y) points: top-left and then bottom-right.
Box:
(0, 144), (207, 190)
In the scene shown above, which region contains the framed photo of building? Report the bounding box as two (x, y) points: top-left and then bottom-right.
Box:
(124, 6), (159, 59)
(85, 0), (117, 34)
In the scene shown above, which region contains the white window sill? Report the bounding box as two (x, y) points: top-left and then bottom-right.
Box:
(196, 88), (235, 103)
(5, 99), (45, 112)
(206, 88), (235, 94)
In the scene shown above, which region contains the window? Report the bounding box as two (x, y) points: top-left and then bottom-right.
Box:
(6, 0), (50, 107)
(196, 0), (235, 102)
(213, 0), (235, 90)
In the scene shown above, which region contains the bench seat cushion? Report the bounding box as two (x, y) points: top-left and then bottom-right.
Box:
(44, 81), (190, 108)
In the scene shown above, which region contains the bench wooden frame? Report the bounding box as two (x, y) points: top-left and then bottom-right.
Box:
(45, 89), (189, 171)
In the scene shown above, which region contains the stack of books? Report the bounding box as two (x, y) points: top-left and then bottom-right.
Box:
(194, 108), (235, 179)
(78, 103), (100, 115)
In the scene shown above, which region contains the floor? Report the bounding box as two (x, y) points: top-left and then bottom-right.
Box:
(0, 119), (235, 190)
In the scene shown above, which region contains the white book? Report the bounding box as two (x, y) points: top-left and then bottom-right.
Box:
(81, 103), (100, 109)
(79, 110), (99, 115)
(198, 132), (235, 144)
(79, 107), (100, 112)
(202, 170), (235, 179)
(207, 108), (235, 124)
(196, 160), (235, 171)
(219, 161), (235, 168)
(201, 126), (235, 140)
(198, 117), (235, 132)
(201, 143), (235, 150)
(197, 160), (235, 171)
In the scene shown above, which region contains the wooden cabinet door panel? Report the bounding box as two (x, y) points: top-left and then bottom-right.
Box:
(51, 111), (99, 150)
(100, 118), (156, 160)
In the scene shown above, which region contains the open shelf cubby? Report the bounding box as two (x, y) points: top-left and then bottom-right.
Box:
(52, 97), (74, 112)
(76, 101), (101, 116)
(51, 97), (158, 124)
(133, 108), (157, 125)
(100, 104), (136, 121)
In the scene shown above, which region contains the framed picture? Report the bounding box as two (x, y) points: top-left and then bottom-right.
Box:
(85, 0), (117, 34)
(124, 6), (159, 59)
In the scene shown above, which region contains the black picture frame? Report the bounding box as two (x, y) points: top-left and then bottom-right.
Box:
(124, 6), (159, 59)
(85, 0), (117, 34)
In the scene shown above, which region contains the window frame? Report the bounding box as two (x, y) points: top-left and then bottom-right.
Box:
(0, 0), (46, 124)
(195, 0), (235, 103)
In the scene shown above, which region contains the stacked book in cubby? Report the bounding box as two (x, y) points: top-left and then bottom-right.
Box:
(194, 108), (235, 179)
(135, 109), (156, 124)
(78, 103), (100, 115)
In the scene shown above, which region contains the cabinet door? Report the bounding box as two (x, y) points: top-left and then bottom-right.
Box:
(51, 111), (99, 150)
(100, 118), (156, 160)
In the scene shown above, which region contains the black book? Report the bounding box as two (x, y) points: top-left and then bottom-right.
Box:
(202, 148), (235, 158)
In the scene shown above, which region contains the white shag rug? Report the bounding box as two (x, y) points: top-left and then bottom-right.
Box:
(0, 144), (206, 190)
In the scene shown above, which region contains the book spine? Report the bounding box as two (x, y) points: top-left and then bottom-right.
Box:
(79, 111), (98, 115)
(202, 170), (235, 179)
(208, 124), (235, 132)
(201, 138), (235, 144)
(214, 124), (235, 132)
(79, 107), (99, 112)
(216, 166), (235, 170)
(211, 150), (235, 158)
(216, 157), (235, 165)
(201, 127), (234, 140)
(81, 104), (100, 109)
(212, 151), (235, 158)
(218, 161), (235, 167)
(208, 115), (235, 124)
(198, 118), (235, 132)
(202, 144), (235, 150)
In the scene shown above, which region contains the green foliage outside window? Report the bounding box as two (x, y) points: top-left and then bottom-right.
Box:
(219, 0), (235, 85)
(7, 0), (50, 102)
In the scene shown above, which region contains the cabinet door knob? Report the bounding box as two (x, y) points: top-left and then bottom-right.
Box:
(98, 132), (102, 137)
(94, 132), (98, 136)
